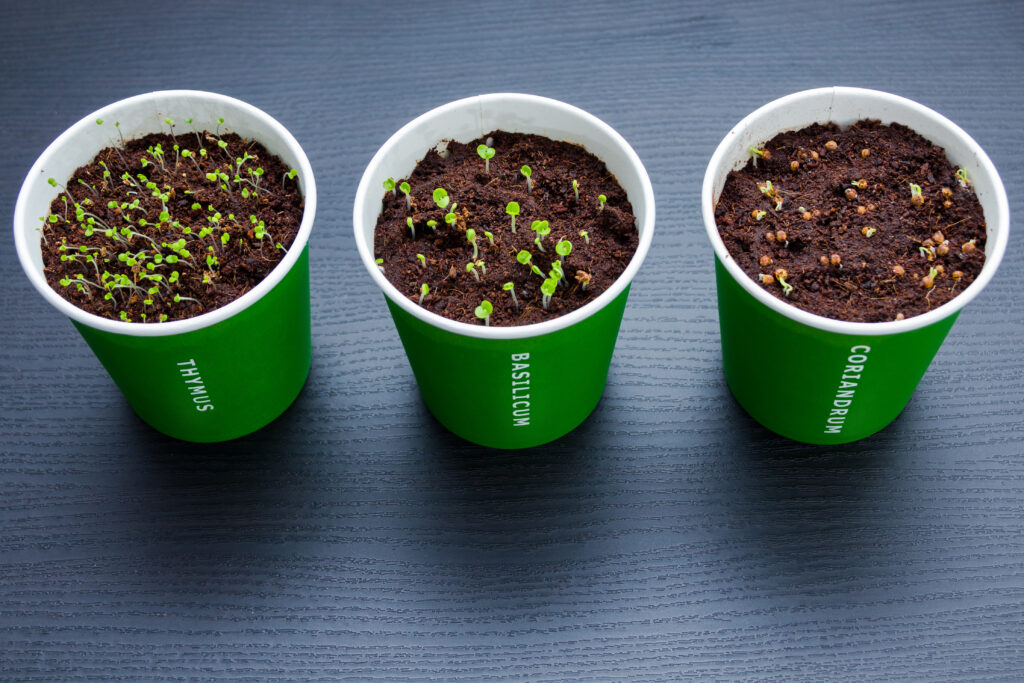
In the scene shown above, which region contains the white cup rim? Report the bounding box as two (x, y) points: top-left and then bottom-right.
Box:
(13, 89), (317, 338)
(701, 86), (1010, 336)
(352, 93), (656, 340)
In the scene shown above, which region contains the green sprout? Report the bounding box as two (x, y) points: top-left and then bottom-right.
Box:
(753, 210), (767, 221)
(521, 165), (533, 192)
(598, 194), (607, 211)
(483, 230), (494, 246)
(530, 220), (550, 252)
(466, 261), (480, 281)
(419, 283), (429, 305)
(406, 216), (415, 239)
(571, 178), (579, 201)
(399, 181), (411, 209)
(433, 187), (450, 210)
(375, 257), (384, 273)
(863, 227), (877, 237)
(416, 253), (426, 268)
(466, 228), (478, 259)
(579, 230), (589, 244)
(476, 144), (495, 174)
(427, 219), (439, 233)
(555, 239), (572, 263)
(505, 201), (520, 232)
(955, 168), (970, 187)
(550, 258), (565, 286)
(281, 167), (299, 189)
(383, 177), (396, 196)
(164, 117), (176, 143)
(445, 211), (458, 227)
(503, 281), (518, 310)
(540, 277), (557, 310)
(474, 299), (493, 326)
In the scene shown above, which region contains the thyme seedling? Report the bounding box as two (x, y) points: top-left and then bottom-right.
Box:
(531, 220), (550, 252)
(521, 165), (533, 193)
(419, 283), (429, 304)
(598, 194), (607, 211)
(474, 299), (493, 326)
(466, 228), (478, 259)
(407, 217), (415, 239)
(383, 177), (396, 196)
(476, 144), (495, 174)
(571, 179), (579, 201)
(416, 253), (426, 268)
(555, 239), (572, 263)
(579, 230), (589, 244)
(400, 181), (411, 210)
(484, 231), (494, 246)
(433, 187), (450, 211)
(505, 201), (520, 232)
(466, 261), (480, 281)
(540, 277), (557, 310)
(503, 281), (519, 310)
(517, 249), (544, 278)
(956, 167), (970, 187)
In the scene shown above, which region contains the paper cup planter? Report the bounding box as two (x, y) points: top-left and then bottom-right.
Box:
(353, 94), (656, 449)
(702, 87), (1009, 444)
(14, 90), (317, 442)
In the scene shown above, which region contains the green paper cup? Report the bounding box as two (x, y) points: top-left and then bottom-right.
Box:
(354, 94), (655, 449)
(702, 87), (1009, 444)
(14, 90), (317, 442)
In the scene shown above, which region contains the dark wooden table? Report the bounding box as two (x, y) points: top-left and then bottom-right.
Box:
(3, 1), (1022, 679)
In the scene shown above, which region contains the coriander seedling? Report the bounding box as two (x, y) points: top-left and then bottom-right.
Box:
(753, 210), (767, 221)
(530, 220), (550, 252)
(419, 283), (429, 304)
(748, 146), (768, 167)
(466, 261), (480, 281)
(416, 253), (426, 268)
(474, 299), (493, 326)
(483, 231), (494, 246)
(598, 194), (607, 211)
(427, 219), (438, 233)
(571, 179), (579, 201)
(383, 177), (396, 196)
(399, 181), (411, 210)
(466, 228), (478, 259)
(774, 268), (794, 296)
(505, 201), (520, 232)
(445, 211), (458, 227)
(579, 230), (589, 244)
(909, 183), (924, 206)
(503, 281), (519, 310)
(476, 144), (495, 174)
(521, 165), (533, 192)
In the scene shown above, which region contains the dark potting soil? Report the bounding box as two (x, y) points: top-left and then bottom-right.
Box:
(714, 120), (987, 322)
(373, 130), (639, 326)
(41, 129), (303, 323)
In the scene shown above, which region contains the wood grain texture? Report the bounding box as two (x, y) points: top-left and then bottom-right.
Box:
(2, 0), (1023, 679)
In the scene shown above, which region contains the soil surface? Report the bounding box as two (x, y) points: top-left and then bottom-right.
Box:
(41, 128), (303, 322)
(714, 120), (987, 322)
(373, 130), (639, 326)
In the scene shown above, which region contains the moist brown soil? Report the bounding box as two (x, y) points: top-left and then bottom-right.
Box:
(41, 129), (303, 322)
(373, 130), (639, 326)
(715, 120), (987, 322)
